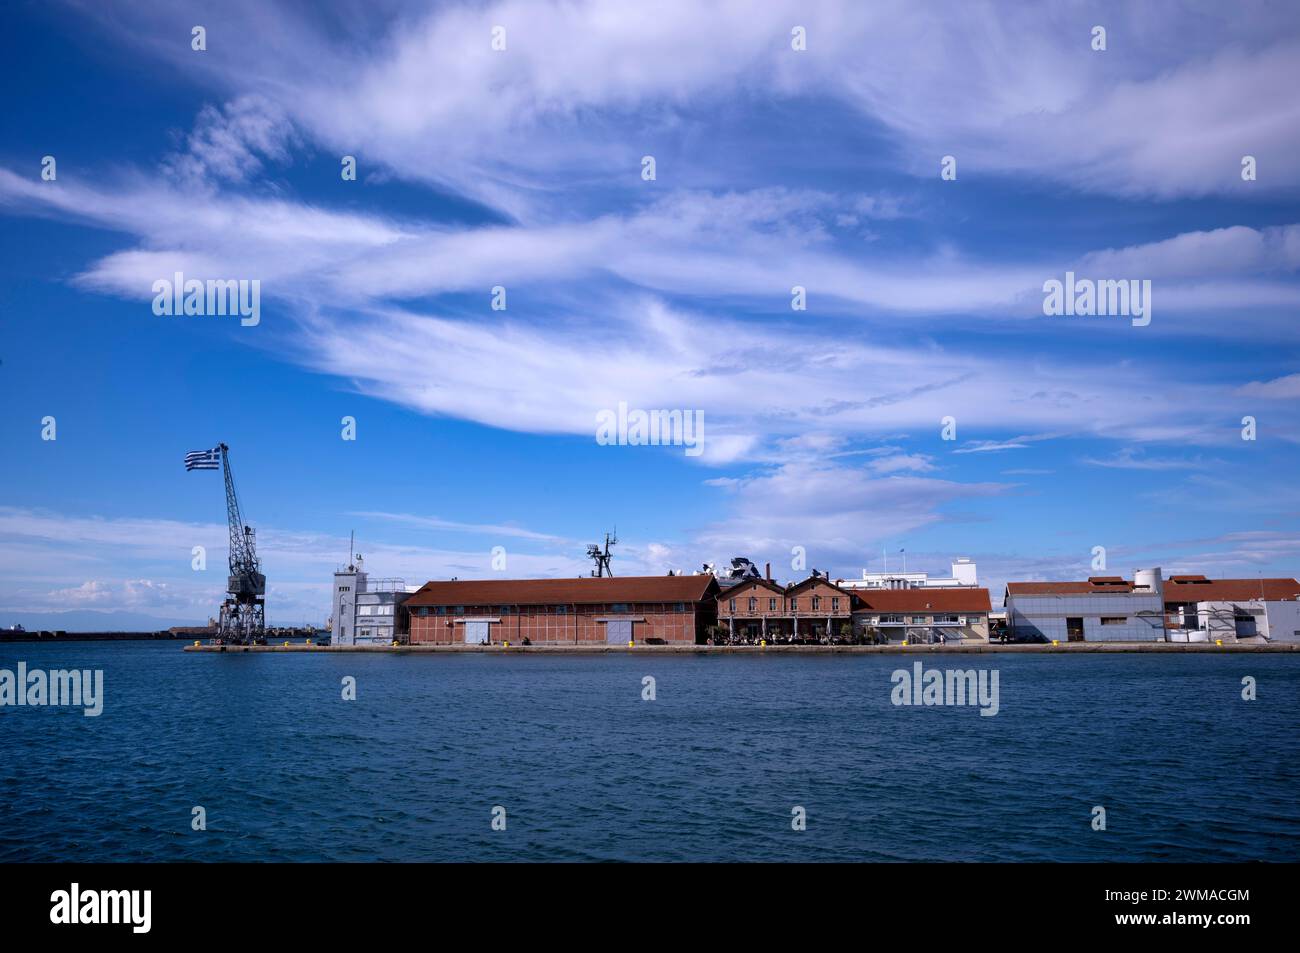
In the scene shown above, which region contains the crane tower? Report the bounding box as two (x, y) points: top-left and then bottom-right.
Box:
(186, 442), (266, 644)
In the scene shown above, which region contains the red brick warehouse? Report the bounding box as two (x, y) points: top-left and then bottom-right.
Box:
(405, 575), (720, 645)
(718, 574), (856, 642)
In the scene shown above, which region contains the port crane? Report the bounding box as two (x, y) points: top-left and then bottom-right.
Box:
(189, 443), (267, 644)
(218, 443), (266, 644)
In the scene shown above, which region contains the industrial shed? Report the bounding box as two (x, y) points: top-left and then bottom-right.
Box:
(405, 575), (719, 645)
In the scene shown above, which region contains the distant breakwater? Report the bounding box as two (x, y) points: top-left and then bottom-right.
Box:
(5, 630), (322, 643)
(2, 631), (186, 642)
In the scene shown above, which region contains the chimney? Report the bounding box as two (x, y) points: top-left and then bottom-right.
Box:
(765, 562), (771, 581)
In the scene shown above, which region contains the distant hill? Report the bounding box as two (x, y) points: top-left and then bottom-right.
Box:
(0, 609), (205, 633)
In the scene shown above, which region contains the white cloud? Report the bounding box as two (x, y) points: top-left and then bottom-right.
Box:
(1238, 372), (1300, 399)
(865, 453), (936, 475)
(162, 95), (298, 186)
(1078, 225), (1300, 279)
(1082, 448), (1220, 470)
(351, 511), (569, 543)
(0, 506), (690, 619)
(695, 459), (1010, 572)
(67, 0), (1300, 203)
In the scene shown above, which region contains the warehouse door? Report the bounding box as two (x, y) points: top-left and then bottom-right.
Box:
(464, 621), (490, 645)
(606, 619), (633, 644)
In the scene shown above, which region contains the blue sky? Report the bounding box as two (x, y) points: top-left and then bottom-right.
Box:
(2, 0), (1299, 627)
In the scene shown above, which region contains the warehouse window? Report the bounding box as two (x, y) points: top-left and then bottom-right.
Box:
(790, 598), (799, 611)
(453, 606), (465, 615)
(555, 605), (569, 615)
(748, 597), (757, 612)
(728, 598), (735, 613)
(812, 596), (821, 611)
(769, 598), (777, 612)
(934, 614), (958, 624)
(831, 597), (839, 612)
(674, 602), (685, 612)
(419, 607), (429, 617)
(611, 603), (630, 613)
(911, 616), (926, 624)
(436, 606), (447, 616)
(1100, 617), (1127, 625)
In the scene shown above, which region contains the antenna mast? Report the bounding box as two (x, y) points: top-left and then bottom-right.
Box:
(586, 530), (618, 578)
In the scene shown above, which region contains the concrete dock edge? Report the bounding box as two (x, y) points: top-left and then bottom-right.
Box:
(184, 642), (1300, 654)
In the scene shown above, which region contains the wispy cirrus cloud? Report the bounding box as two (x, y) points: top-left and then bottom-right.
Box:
(65, 0), (1300, 204)
(695, 459), (1011, 574)
(0, 506), (592, 621)
(1082, 447), (1221, 470)
(1237, 372), (1300, 399)
(351, 511), (570, 543)
(2, 164), (1294, 464)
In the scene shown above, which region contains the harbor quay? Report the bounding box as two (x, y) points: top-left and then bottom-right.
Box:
(185, 641), (1300, 654)
(313, 556), (1300, 651)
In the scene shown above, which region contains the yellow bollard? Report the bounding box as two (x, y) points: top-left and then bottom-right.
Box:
(760, 640), (766, 647)
(1052, 640), (1060, 646)
(1215, 639), (1223, 646)
(628, 640), (635, 647)
(193, 640), (200, 647)
(306, 638), (312, 645)
(503, 641), (509, 647)
(283, 641), (289, 647)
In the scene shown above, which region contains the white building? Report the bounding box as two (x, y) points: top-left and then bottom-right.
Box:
(1162, 575), (1300, 643)
(1005, 569), (1300, 643)
(331, 557), (418, 646)
(1004, 570), (1166, 642)
(838, 557), (978, 591)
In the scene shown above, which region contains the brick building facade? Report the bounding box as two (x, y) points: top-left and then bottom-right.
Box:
(405, 575), (719, 645)
(717, 575), (856, 642)
(717, 574), (992, 644)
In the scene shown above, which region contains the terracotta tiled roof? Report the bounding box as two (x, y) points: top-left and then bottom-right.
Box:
(1163, 577), (1300, 602)
(406, 575), (718, 607)
(1006, 581), (1137, 595)
(852, 588), (991, 613)
(786, 575), (857, 597)
(1006, 576), (1300, 602)
(717, 578), (787, 598)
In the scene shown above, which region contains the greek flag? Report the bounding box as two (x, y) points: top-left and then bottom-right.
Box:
(185, 447), (221, 471)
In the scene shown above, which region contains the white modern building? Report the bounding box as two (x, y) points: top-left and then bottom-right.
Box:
(1005, 569), (1300, 643)
(1162, 575), (1300, 643)
(838, 557), (978, 591)
(330, 557), (418, 646)
(1004, 569), (1167, 642)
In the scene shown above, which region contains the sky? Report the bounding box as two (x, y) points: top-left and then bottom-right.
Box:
(2, 0), (1299, 628)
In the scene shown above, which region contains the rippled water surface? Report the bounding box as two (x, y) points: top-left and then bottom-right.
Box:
(2, 642), (1298, 861)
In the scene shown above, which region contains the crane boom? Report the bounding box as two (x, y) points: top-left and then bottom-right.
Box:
(220, 442), (264, 596)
